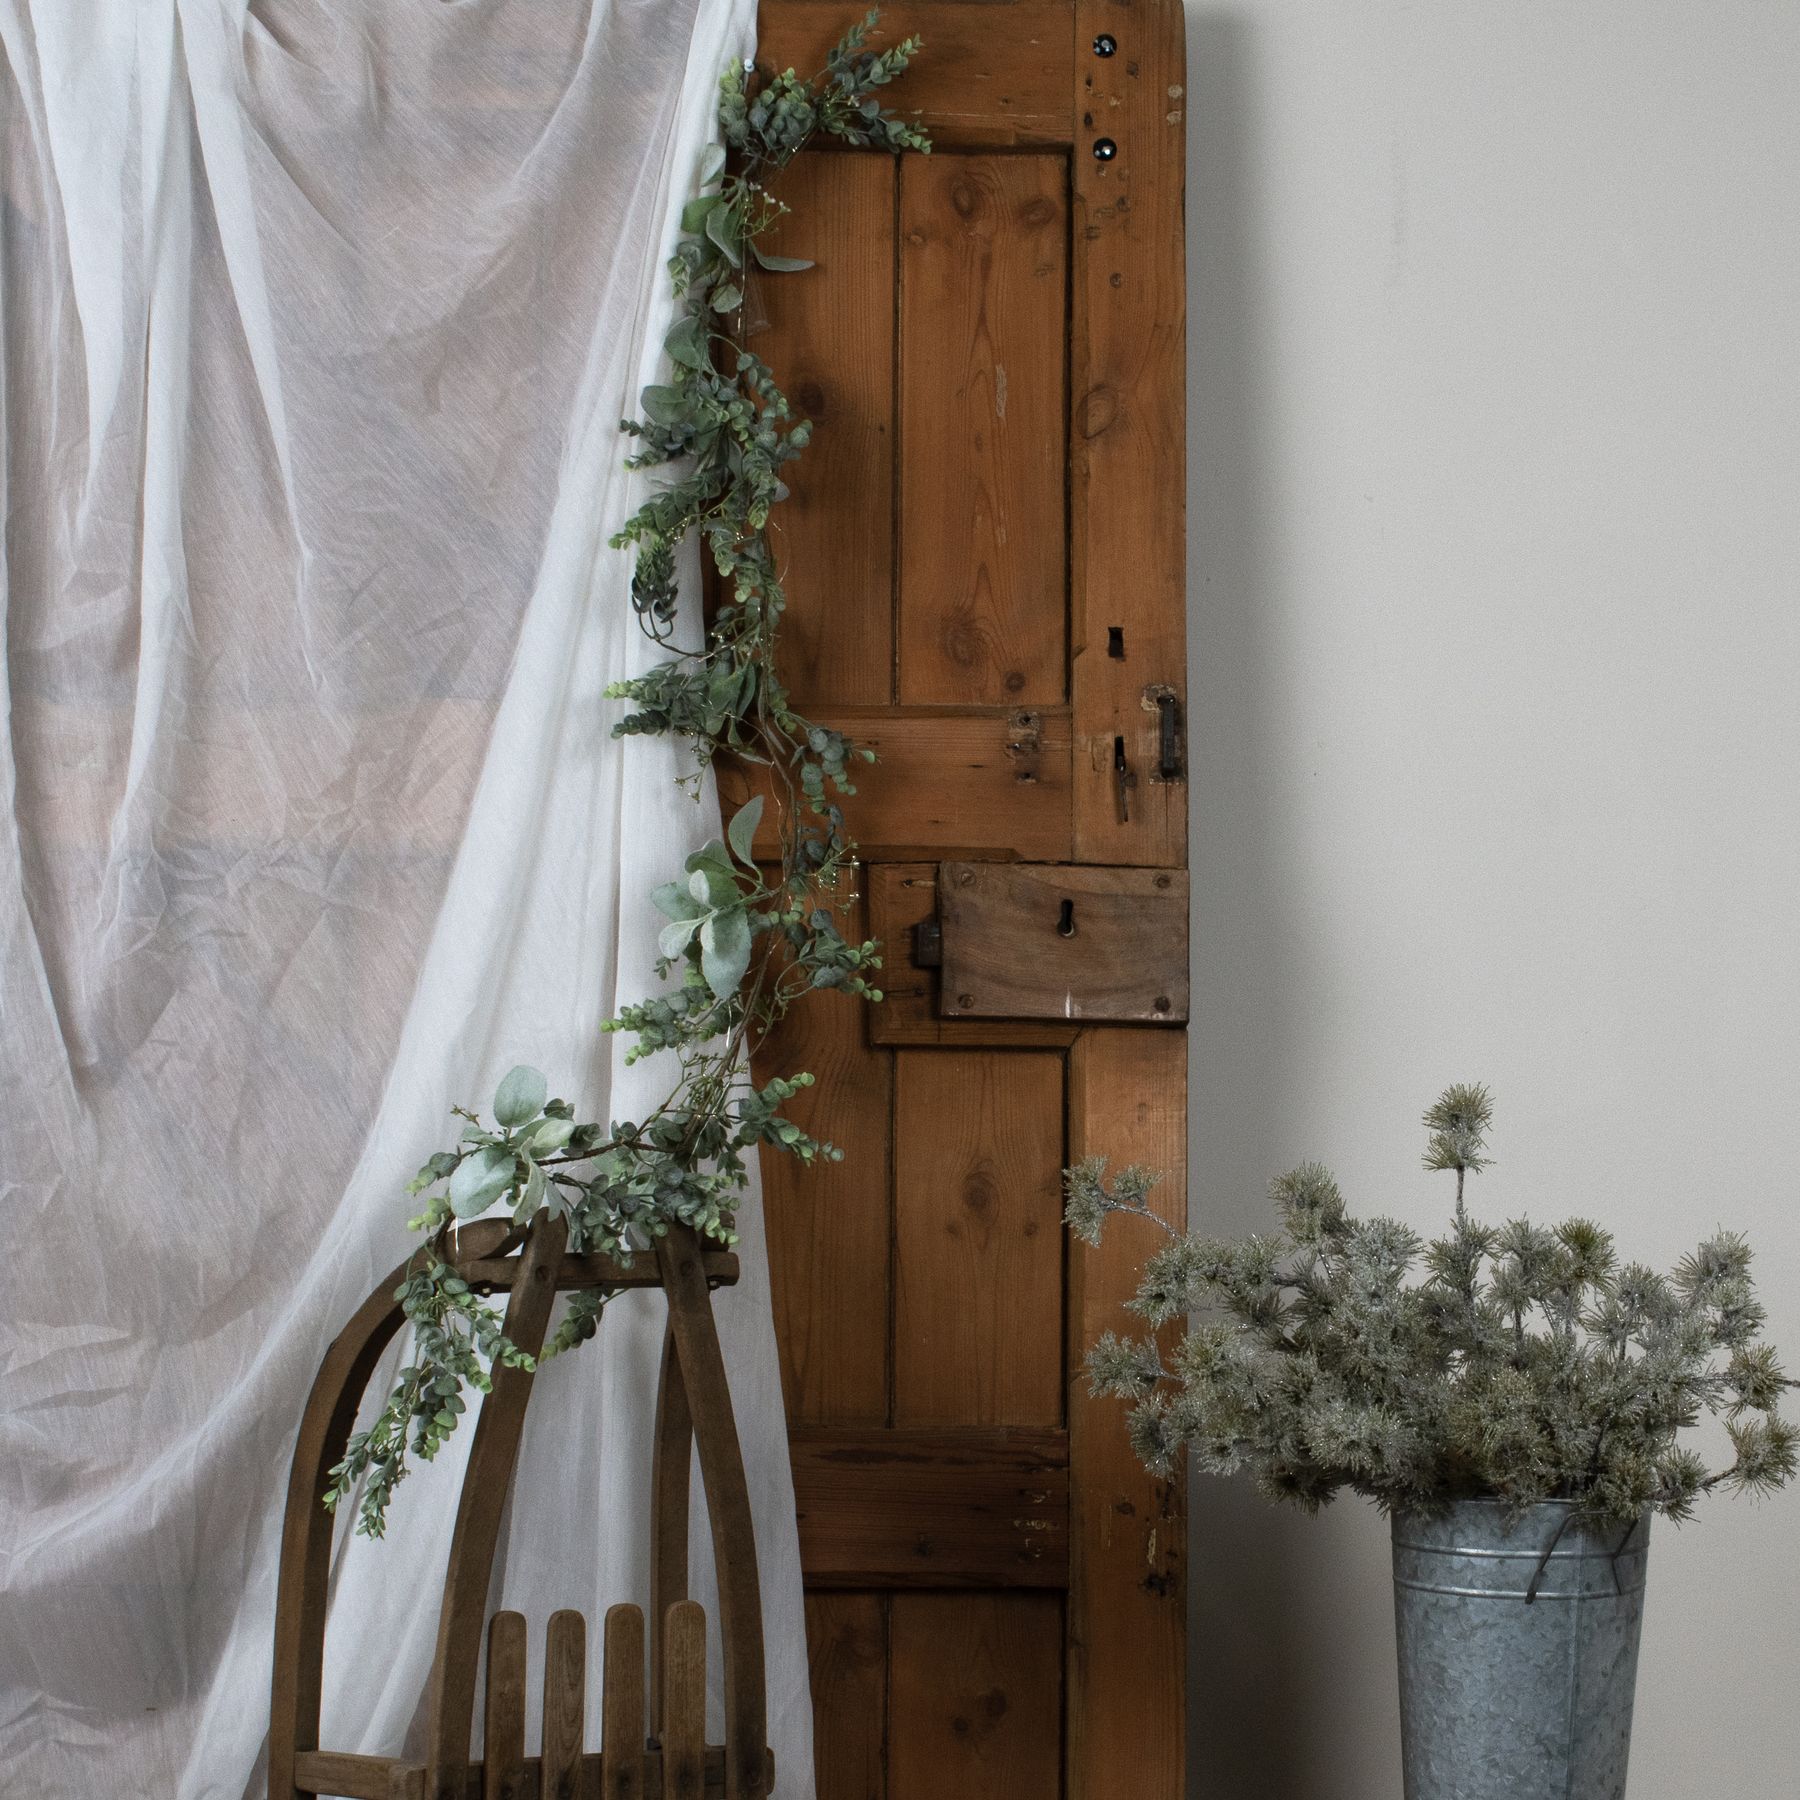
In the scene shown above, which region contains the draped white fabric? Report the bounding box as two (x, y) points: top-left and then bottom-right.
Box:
(0, 3), (818, 1796)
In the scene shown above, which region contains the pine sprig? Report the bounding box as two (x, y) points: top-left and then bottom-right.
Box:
(1067, 1084), (1799, 1529)
(328, 13), (928, 1541)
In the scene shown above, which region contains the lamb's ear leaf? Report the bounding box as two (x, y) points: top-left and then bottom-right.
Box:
(699, 908), (752, 1001)
(528, 1117), (576, 1155)
(652, 881), (703, 922)
(705, 203), (743, 269)
(750, 242), (813, 273)
(664, 315), (708, 370)
(493, 1065), (548, 1128)
(699, 143), (727, 188)
(726, 796), (764, 865)
(518, 1157), (547, 1220)
(659, 917), (701, 960)
(449, 1145), (516, 1219)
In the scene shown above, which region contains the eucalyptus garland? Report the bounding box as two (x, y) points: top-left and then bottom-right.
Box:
(326, 12), (927, 1539)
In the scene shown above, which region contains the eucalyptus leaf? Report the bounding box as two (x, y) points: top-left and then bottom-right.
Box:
(726, 796), (764, 865)
(699, 907), (753, 1001)
(638, 384), (687, 428)
(449, 1145), (515, 1219)
(493, 1064), (547, 1128)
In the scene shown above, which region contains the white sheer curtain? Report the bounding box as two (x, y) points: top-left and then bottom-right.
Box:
(0, 3), (818, 1796)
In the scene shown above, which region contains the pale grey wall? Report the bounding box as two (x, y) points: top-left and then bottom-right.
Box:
(1183, 4), (1800, 1796)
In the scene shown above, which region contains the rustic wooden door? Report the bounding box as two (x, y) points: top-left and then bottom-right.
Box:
(738, 4), (1188, 1794)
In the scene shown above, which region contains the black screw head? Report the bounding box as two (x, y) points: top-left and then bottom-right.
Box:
(1093, 33), (1118, 56)
(1092, 137), (1118, 162)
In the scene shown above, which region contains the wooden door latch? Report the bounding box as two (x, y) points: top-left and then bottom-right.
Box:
(908, 861), (1188, 1024)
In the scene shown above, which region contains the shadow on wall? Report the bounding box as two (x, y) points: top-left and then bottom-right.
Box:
(1184, 12), (1401, 1798)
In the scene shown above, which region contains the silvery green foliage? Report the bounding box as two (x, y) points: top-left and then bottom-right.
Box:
(327, 14), (927, 1539)
(1067, 1086), (1799, 1527)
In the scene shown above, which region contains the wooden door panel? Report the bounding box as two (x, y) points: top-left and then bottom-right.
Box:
(759, 968), (890, 1428)
(805, 1593), (888, 1799)
(897, 152), (1068, 707)
(889, 1594), (1064, 1800)
(754, 5), (1186, 1795)
(762, 154), (898, 709)
(892, 1050), (1065, 1428)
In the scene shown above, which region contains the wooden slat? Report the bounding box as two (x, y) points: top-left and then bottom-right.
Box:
(540, 1612), (586, 1800)
(454, 1250), (737, 1293)
(601, 1604), (646, 1800)
(650, 1326), (692, 1743)
(718, 705), (1075, 862)
(423, 1215), (568, 1800)
(756, 2), (1076, 148)
(898, 153), (1068, 707)
(293, 1752), (420, 1800)
(293, 1748), (772, 1800)
(889, 1594), (1064, 1798)
(893, 1051), (1065, 1427)
(270, 1259), (416, 1799)
(1069, 0), (1188, 866)
(804, 1594), (888, 1800)
(761, 154), (897, 708)
(483, 1612), (527, 1800)
(867, 863), (1078, 1048)
(656, 1230), (769, 1800)
(792, 1425), (1068, 1587)
(1067, 1028), (1186, 1800)
(660, 1603), (707, 1800)
(754, 887), (891, 1424)
(938, 862), (1189, 1023)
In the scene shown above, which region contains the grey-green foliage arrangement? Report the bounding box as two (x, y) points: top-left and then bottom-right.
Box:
(1066, 1085), (1798, 1527)
(325, 12), (928, 1539)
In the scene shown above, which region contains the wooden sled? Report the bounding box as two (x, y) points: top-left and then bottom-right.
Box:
(268, 1213), (772, 1799)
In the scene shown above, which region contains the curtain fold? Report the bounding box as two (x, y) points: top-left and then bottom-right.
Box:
(0, 3), (815, 1794)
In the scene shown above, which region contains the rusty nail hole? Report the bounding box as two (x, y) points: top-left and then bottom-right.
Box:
(1153, 996), (1171, 1014)
(958, 869), (976, 887)
(1154, 873), (1171, 889)
(957, 994), (976, 1010)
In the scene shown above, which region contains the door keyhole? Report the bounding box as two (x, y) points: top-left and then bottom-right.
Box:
(1057, 898), (1077, 938)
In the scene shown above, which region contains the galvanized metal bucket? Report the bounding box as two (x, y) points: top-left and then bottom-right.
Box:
(1391, 1500), (1651, 1800)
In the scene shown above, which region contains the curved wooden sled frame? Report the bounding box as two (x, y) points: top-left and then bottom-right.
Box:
(268, 1214), (772, 1800)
